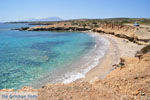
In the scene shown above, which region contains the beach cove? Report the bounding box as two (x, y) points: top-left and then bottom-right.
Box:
(0, 23), (110, 89)
(1, 21), (150, 100)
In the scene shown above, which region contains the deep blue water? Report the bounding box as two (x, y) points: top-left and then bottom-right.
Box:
(0, 23), (96, 89)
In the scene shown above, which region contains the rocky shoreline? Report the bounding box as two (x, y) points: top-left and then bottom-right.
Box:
(1, 22), (150, 100)
(93, 24), (150, 45)
(14, 26), (91, 31)
(15, 23), (150, 45)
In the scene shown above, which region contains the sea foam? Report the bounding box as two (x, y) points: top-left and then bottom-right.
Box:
(60, 33), (110, 84)
(31, 32), (109, 88)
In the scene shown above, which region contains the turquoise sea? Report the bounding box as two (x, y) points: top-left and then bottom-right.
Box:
(0, 23), (109, 89)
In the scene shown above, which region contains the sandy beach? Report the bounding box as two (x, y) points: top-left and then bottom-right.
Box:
(83, 32), (144, 82)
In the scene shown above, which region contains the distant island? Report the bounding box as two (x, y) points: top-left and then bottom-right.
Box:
(5, 17), (63, 23)
(25, 17), (63, 22)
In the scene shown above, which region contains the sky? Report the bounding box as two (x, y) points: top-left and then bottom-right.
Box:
(0, 0), (150, 22)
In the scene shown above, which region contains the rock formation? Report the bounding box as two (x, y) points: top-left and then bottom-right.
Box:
(93, 24), (150, 45)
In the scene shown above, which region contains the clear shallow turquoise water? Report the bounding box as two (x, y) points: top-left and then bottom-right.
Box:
(0, 23), (99, 89)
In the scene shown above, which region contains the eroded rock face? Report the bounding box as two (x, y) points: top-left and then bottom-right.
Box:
(93, 24), (150, 45)
(95, 24), (136, 37)
(26, 25), (91, 31)
(135, 44), (150, 58)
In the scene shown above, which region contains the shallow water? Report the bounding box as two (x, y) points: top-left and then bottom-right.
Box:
(0, 23), (109, 89)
